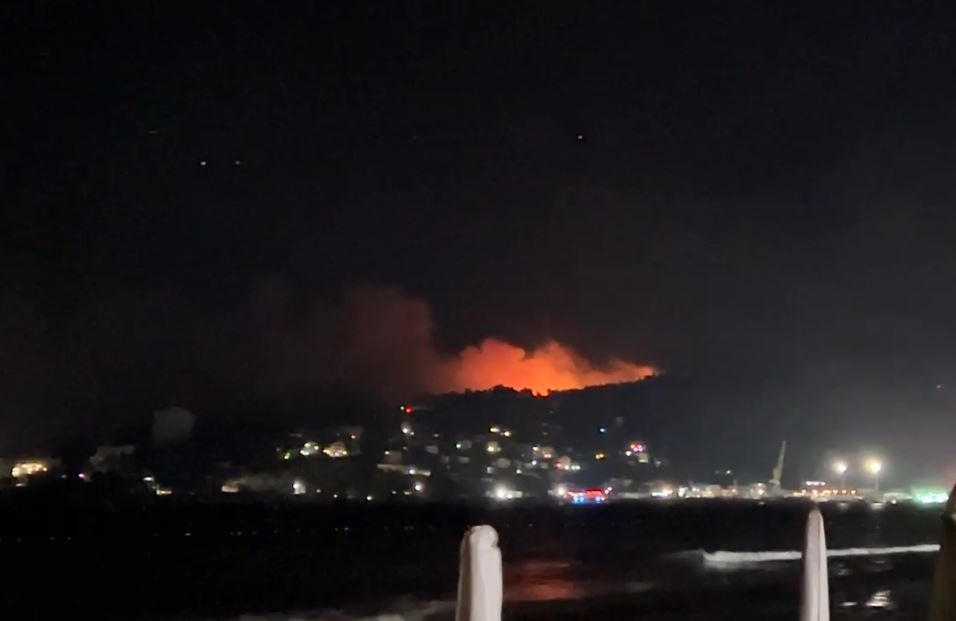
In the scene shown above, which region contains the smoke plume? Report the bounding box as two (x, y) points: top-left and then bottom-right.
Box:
(152, 406), (196, 444)
(0, 283), (657, 448)
(254, 285), (657, 399)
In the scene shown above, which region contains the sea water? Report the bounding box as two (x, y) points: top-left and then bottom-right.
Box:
(0, 500), (943, 619)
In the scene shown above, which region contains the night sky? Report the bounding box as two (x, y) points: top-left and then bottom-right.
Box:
(4, 3), (956, 481)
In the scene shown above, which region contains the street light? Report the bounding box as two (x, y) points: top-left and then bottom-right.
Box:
(866, 458), (883, 495)
(833, 460), (848, 490)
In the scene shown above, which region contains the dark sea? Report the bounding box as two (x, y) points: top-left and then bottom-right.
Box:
(0, 499), (943, 620)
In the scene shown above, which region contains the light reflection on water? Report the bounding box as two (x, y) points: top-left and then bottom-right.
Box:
(865, 589), (895, 609)
(836, 589), (896, 611)
(503, 559), (651, 602)
(504, 560), (587, 602)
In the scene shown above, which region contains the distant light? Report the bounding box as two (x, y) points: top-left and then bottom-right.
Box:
(489, 425), (501, 434)
(914, 488), (949, 505)
(866, 458), (883, 474)
(569, 488), (608, 504)
(11, 462), (48, 478)
(595, 452), (606, 460)
(199, 160), (207, 166)
(599, 427), (607, 433)
(502, 430), (512, 437)
(293, 480), (307, 495)
(833, 460), (848, 475)
(486, 441), (501, 454)
(651, 486), (674, 498)
(366, 495), (373, 502)
(414, 481), (424, 492)
(322, 442), (349, 458)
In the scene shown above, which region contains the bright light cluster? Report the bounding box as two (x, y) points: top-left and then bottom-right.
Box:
(322, 441), (349, 458)
(914, 488), (949, 505)
(11, 462), (48, 478)
(492, 484), (522, 501)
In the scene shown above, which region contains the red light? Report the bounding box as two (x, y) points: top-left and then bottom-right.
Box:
(403, 406), (413, 414)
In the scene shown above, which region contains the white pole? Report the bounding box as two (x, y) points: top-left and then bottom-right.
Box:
(800, 507), (829, 621)
(455, 525), (503, 621)
(929, 483), (956, 621)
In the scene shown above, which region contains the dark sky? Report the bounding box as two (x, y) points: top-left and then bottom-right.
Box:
(4, 2), (956, 481)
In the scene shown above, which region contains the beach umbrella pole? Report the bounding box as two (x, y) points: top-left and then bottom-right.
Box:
(801, 506), (830, 621)
(456, 525), (503, 621)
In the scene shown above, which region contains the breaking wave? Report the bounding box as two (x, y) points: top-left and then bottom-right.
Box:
(696, 544), (939, 567)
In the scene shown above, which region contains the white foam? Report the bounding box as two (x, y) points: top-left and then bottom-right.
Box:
(702, 544), (939, 566)
(827, 544), (940, 557)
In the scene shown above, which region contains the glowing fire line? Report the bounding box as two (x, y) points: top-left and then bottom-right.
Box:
(446, 338), (656, 395)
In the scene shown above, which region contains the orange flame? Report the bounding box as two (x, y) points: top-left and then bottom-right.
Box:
(446, 338), (656, 395)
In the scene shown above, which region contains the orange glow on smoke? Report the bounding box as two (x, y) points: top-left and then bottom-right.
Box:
(447, 339), (656, 395)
